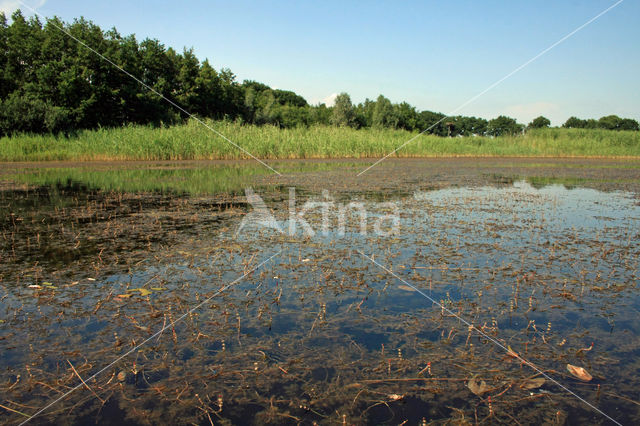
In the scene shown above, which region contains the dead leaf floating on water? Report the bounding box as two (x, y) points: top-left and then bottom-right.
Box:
(467, 376), (490, 396)
(520, 377), (545, 390)
(398, 285), (416, 292)
(567, 364), (592, 382)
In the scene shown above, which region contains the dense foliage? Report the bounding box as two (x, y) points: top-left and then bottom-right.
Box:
(563, 115), (639, 131)
(1, 11), (638, 138)
(528, 116), (551, 129)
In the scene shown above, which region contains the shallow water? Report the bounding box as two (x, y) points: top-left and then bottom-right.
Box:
(0, 160), (639, 425)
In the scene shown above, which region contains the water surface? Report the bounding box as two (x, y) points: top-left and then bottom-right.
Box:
(0, 160), (639, 425)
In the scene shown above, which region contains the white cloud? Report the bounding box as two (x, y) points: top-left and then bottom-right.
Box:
(310, 93), (338, 107)
(0, 0), (21, 16)
(1, 0), (47, 18)
(503, 101), (560, 125)
(320, 93), (337, 107)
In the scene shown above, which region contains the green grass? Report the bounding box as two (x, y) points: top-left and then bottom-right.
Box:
(1, 120), (639, 161)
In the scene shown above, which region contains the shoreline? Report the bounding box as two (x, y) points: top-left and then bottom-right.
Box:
(2, 154), (640, 169)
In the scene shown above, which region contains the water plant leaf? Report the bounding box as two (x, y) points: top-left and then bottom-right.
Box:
(520, 377), (545, 389)
(567, 364), (592, 382)
(467, 376), (490, 396)
(506, 346), (519, 358)
(126, 288), (152, 296)
(398, 285), (416, 292)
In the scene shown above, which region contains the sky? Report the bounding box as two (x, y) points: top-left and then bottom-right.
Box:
(2, 0), (639, 126)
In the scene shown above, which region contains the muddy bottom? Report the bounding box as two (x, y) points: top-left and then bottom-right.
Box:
(0, 158), (639, 425)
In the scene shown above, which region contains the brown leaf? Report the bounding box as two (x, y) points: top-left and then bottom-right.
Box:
(115, 294), (132, 299)
(467, 376), (490, 396)
(567, 364), (592, 382)
(520, 377), (545, 390)
(398, 285), (416, 292)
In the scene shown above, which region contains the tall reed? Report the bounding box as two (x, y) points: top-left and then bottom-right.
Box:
(1, 120), (638, 161)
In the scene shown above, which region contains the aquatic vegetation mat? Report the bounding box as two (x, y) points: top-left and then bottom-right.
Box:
(0, 160), (639, 425)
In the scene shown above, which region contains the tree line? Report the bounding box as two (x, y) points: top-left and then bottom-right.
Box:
(1, 11), (638, 137)
(562, 115), (638, 131)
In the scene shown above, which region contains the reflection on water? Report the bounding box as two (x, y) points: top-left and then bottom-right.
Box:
(0, 170), (639, 425)
(1, 161), (359, 195)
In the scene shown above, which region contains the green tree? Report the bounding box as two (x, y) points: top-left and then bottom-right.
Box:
(330, 92), (355, 127)
(563, 116), (587, 128)
(487, 115), (523, 136)
(309, 103), (331, 125)
(217, 68), (242, 118)
(415, 111), (447, 136)
(528, 116), (551, 129)
(372, 95), (395, 128)
(241, 80), (309, 125)
(0, 13), (11, 99)
(354, 98), (375, 128)
(278, 105), (309, 128)
(584, 118), (598, 129)
(466, 116), (488, 136)
(394, 102), (418, 131)
(195, 59), (223, 118)
(598, 115), (623, 130)
(273, 89), (307, 108)
(174, 48), (199, 113)
(620, 118), (639, 131)
(597, 115), (640, 131)
(254, 89), (278, 125)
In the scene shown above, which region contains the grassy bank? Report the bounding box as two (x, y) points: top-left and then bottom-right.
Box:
(1, 120), (639, 161)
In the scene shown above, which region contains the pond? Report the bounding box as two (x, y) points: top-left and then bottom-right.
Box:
(0, 158), (639, 425)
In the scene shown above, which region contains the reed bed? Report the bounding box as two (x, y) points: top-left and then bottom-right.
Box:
(1, 120), (639, 161)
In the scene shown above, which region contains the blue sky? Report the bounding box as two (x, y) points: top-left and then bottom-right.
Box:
(3, 0), (639, 125)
